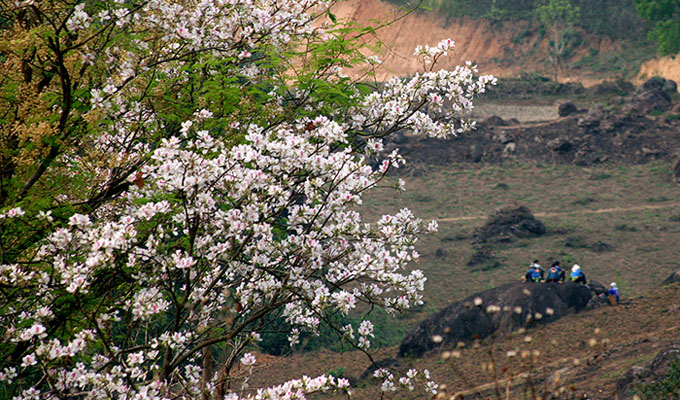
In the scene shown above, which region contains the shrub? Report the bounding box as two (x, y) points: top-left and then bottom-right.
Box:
(637, 359), (680, 399)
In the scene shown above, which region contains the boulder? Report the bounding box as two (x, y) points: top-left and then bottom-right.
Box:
(398, 282), (600, 357)
(503, 142), (517, 156)
(551, 139), (574, 153)
(467, 144), (484, 163)
(558, 101), (578, 117)
(615, 366), (655, 399)
(578, 105), (605, 130)
(626, 77), (675, 114)
(641, 76), (677, 97)
(484, 115), (507, 126)
(493, 131), (513, 144)
(641, 76), (667, 92)
(589, 79), (635, 97)
(473, 205), (546, 245)
(588, 280), (608, 297)
(662, 270), (680, 286)
(467, 247), (495, 266)
(663, 79), (678, 94)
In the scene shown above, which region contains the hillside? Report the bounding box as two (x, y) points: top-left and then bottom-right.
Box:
(246, 282), (680, 399)
(240, 75), (680, 398)
(241, 4), (680, 397)
(331, 0), (678, 85)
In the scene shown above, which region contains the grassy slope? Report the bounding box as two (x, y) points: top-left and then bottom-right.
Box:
(363, 161), (680, 311)
(242, 159), (680, 399)
(246, 283), (680, 399)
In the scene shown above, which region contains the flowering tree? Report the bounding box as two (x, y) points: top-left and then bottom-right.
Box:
(0, 1), (494, 399)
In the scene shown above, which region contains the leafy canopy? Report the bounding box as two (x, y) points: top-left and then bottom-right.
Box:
(0, 1), (494, 400)
(635, 0), (680, 55)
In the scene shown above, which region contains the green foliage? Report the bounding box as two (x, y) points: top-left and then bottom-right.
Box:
(258, 308), (411, 355)
(637, 358), (680, 399)
(536, 0), (580, 80)
(474, 260), (504, 272)
(326, 367), (347, 379)
(635, 0), (680, 55)
(573, 0), (649, 40)
(536, 0), (580, 28)
(615, 224), (639, 232)
(512, 28), (533, 45)
(385, 0), (649, 40)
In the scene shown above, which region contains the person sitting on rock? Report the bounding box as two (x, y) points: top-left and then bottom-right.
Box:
(525, 260), (544, 282)
(546, 261), (565, 283)
(570, 264), (587, 284)
(607, 282), (620, 302)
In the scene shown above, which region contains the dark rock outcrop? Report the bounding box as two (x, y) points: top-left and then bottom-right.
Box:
(588, 79), (635, 97)
(473, 205), (546, 245)
(398, 282), (602, 357)
(558, 101), (578, 117)
(484, 115), (508, 126)
(578, 105), (606, 130)
(615, 347), (680, 399)
(625, 77), (676, 114)
(661, 270), (680, 286)
(641, 76), (677, 96)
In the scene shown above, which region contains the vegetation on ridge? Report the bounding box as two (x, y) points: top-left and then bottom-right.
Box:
(387, 0), (650, 41)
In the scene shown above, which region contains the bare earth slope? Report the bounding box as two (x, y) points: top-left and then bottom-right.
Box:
(333, 0), (679, 86)
(331, 0), (616, 82)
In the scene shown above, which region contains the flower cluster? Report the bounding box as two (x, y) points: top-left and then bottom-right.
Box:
(0, 1), (493, 399)
(352, 42), (496, 139)
(374, 368), (438, 395)
(414, 38), (456, 65)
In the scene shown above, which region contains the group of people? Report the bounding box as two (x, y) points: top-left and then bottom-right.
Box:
(523, 259), (620, 302)
(524, 260), (586, 284)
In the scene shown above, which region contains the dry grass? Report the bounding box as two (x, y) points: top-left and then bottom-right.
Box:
(362, 161), (680, 311)
(246, 284), (680, 399)
(240, 160), (680, 400)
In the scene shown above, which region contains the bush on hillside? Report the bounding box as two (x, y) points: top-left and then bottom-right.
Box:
(638, 359), (680, 399)
(386, 0), (649, 40)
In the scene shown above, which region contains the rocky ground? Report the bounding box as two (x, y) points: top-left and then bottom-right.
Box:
(245, 280), (680, 400)
(386, 77), (680, 177)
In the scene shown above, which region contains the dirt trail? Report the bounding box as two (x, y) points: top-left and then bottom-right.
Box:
(437, 202), (680, 223)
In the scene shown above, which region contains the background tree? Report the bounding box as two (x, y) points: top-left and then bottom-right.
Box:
(535, 0), (581, 81)
(0, 1), (494, 399)
(635, 0), (680, 56)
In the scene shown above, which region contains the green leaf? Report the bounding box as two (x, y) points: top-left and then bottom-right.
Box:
(327, 9), (337, 23)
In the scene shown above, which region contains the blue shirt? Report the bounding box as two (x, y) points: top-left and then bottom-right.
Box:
(607, 287), (620, 302)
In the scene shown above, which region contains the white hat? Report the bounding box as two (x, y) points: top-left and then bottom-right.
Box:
(572, 264), (580, 272)
(610, 282), (617, 287)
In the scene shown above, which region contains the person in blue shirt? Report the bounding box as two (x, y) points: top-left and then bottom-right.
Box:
(570, 264), (587, 284)
(607, 282), (620, 302)
(524, 260), (544, 282)
(546, 261), (565, 283)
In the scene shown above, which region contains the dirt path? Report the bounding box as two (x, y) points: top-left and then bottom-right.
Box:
(437, 202), (680, 223)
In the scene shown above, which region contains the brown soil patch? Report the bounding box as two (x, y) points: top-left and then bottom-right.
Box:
(331, 0), (617, 82)
(636, 56), (680, 89)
